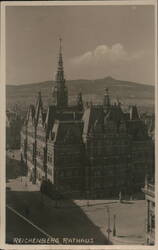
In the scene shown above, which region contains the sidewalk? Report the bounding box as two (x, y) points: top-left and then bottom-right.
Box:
(106, 230), (145, 245)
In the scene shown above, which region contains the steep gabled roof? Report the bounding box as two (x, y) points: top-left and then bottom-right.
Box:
(34, 91), (43, 126)
(45, 105), (56, 138)
(25, 104), (35, 126)
(50, 120), (83, 144)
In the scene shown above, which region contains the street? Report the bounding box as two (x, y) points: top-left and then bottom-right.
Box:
(6, 150), (147, 245)
(6, 206), (46, 244)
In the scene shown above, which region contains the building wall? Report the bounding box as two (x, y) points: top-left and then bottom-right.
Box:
(142, 183), (155, 245)
(131, 140), (153, 194)
(53, 143), (84, 198)
(83, 113), (153, 199)
(20, 101), (154, 199)
(36, 113), (47, 183)
(85, 129), (131, 198)
(47, 140), (55, 182)
(21, 113), (36, 183)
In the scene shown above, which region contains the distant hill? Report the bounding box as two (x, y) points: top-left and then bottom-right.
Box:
(6, 77), (154, 113)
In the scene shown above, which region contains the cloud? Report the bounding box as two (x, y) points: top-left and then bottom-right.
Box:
(66, 43), (153, 84)
(70, 43), (144, 67)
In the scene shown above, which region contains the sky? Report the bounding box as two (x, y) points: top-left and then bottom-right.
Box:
(6, 4), (155, 85)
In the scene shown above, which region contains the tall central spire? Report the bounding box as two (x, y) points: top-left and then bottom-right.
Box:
(52, 38), (68, 109)
(56, 37), (65, 82)
(103, 88), (110, 111)
(59, 37), (62, 56)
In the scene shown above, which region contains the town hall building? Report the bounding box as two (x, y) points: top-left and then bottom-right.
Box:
(21, 39), (154, 199)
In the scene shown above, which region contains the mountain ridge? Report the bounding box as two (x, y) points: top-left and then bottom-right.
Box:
(6, 76), (154, 88)
(6, 77), (154, 113)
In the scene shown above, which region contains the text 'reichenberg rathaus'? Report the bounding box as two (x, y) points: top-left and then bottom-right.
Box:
(20, 39), (154, 199)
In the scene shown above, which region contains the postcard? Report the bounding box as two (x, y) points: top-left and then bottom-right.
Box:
(0, 0), (157, 249)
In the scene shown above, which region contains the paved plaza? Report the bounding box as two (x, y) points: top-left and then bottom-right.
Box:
(6, 150), (147, 245)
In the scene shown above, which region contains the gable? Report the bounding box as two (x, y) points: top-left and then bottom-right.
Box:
(37, 107), (44, 128)
(27, 106), (35, 127)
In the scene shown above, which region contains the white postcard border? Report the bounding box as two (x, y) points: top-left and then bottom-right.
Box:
(0, 1), (157, 249)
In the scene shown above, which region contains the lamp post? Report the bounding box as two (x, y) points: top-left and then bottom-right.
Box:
(113, 214), (116, 236)
(87, 190), (90, 207)
(106, 206), (112, 244)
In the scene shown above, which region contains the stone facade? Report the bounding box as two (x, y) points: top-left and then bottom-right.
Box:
(142, 178), (155, 245)
(21, 40), (154, 199)
(82, 103), (153, 199)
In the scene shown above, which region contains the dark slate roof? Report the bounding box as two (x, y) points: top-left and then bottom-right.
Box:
(82, 103), (125, 136)
(44, 104), (84, 139)
(51, 120), (83, 144)
(104, 104), (124, 124)
(63, 105), (82, 112)
(56, 111), (75, 121)
(82, 105), (104, 136)
(126, 120), (148, 140)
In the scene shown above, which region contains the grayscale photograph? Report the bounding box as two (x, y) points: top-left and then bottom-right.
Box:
(2, 0), (156, 246)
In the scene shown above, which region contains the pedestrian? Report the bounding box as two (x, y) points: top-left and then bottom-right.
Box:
(119, 191), (122, 203)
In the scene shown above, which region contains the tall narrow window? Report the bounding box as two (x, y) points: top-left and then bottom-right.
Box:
(32, 143), (35, 163)
(24, 139), (27, 159)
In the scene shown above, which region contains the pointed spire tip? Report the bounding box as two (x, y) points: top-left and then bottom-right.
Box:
(59, 37), (62, 53)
